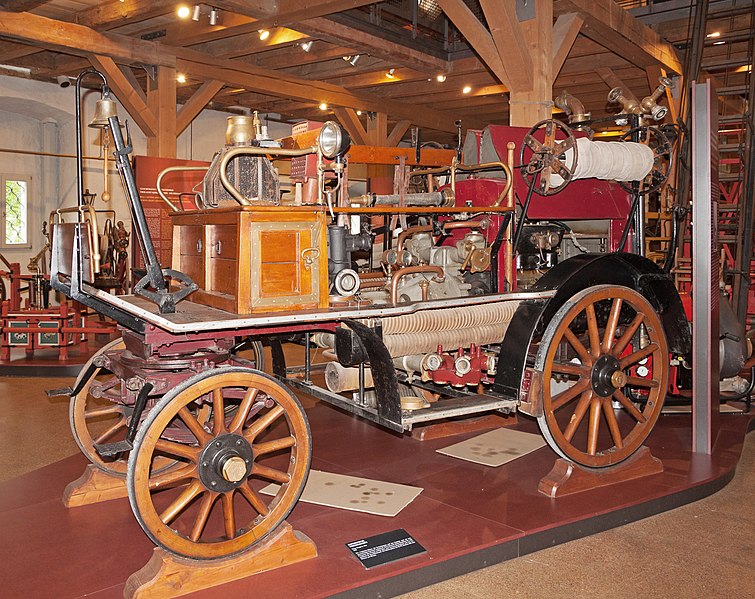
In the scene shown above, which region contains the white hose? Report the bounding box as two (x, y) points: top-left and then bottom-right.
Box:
(550, 138), (654, 187)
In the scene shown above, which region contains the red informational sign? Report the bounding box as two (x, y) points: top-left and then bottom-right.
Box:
(132, 156), (209, 270)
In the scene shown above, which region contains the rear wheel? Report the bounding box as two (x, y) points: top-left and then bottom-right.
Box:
(536, 285), (668, 468)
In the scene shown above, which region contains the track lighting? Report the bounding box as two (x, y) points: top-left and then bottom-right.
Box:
(259, 29), (270, 41)
(177, 5), (191, 19)
(342, 55), (361, 66)
(436, 74), (447, 82)
(301, 40), (313, 52)
(176, 73), (187, 83)
(386, 68), (396, 78)
(191, 5), (201, 21)
(462, 85), (472, 94)
(319, 102), (328, 111)
(57, 75), (72, 88)
(209, 7), (219, 25)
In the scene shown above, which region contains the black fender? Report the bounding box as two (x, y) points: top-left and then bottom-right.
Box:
(492, 252), (691, 400)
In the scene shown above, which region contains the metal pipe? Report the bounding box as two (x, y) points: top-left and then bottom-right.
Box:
(390, 265), (445, 305)
(156, 165), (210, 212)
(219, 145), (317, 205)
(505, 142), (515, 289)
(50, 205), (102, 273)
(75, 68), (109, 208)
(442, 217), (489, 231)
(396, 225), (433, 253)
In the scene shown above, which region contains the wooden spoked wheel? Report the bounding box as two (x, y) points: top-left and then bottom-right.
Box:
(69, 338), (130, 476)
(535, 285), (668, 468)
(127, 367), (311, 560)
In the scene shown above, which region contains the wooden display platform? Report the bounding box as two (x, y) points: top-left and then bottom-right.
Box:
(1, 407), (752, 599)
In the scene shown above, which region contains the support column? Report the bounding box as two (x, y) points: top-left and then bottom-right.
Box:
(147, 66), (177, 158)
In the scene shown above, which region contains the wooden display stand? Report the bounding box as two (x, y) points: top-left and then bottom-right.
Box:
(124, 522), (317, 599)
(411, 412), (518, 441)
(538, 446), (663, 498)
(63, 465), (128, 507)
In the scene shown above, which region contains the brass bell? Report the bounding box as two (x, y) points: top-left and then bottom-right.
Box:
(89, 95), (118, 129)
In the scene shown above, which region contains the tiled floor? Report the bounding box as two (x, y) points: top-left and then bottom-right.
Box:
(0, 367), (752, 598)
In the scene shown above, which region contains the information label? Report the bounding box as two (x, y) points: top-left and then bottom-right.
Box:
(346, 529), (425, 569)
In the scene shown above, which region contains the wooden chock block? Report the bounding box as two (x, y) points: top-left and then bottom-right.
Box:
(538, 446), (663, 498)
(63, 464), (128, 507)
(124, 522), (317, 599)
(411, 412), (518, 441)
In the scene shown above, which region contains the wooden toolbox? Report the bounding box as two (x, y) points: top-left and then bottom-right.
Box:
(170, 206), (329, 314)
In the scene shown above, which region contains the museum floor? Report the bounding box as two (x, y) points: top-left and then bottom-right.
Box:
(1, 373), (753, 598)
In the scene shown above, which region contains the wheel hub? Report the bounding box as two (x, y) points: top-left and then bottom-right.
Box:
(591, 354), (623, 397)
(198, 433), (253, 492)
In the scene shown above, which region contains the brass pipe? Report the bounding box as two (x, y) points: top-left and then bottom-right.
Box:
(396, 225), (433, 253)
(219, 145), (317, 206)
(409, 160), (513, 206)
(156, 165), (210, 212)
(442, 217), (489, 231)
(390, 265), (445, 305)
(359, 279), (388, 289)
(359, 271), (387, 280)
(505, 142), (515, 289)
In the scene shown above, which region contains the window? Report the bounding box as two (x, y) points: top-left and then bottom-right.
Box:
(1, 176), (30, 248)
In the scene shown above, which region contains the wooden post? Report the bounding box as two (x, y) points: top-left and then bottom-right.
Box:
(147, 66), (177, 158)
(365, 112), (393, 194)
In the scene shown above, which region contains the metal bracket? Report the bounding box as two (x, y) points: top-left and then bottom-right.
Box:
(133, 268), (198, 314)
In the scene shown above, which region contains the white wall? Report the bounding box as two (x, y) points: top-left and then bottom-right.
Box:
(0, 74), (292, 270)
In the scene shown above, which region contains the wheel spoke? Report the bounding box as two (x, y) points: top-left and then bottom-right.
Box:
(254, 435), (296, 456)
(221, 491), (236, 539)
(149, 463), (198, 490)
(252, 463), (291, 484)
(190, 492), (217, 542)
(619, 343), (659, 369)
(625, 376), (659, 389)
(93, 418), (127, 444)
(602, 401), (624, 449)
(602, 298), (623, 353)
(160, 479), (203, 525)
(212, 388), (226, 435)
(229, 387), (259, 434)
(613, 389), (647, 423)
(178, 406), (212, 445)
(84, 404), (124, 418)
(587, 398), (601, 455)
(243, 405), (285, 442)
(239, 481), (270, 516)
(154, 439), (200, 462)
(585, 304), (601, 357)
(563, 328), (592, 365)
(612, 313), (645, 356)
(550, 379), (590, 411)
(563, 390), (593, 442)
(550, 362), (588, 377)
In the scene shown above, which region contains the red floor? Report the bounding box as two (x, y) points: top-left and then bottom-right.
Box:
(1, 404), (752, 599)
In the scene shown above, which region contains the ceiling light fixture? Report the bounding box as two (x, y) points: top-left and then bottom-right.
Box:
(706, 31), (721, 38)
(319, 102), (328, 111)
(436, 74), (447, 82)
(259, 29), (270, 41)
(177, 73), (187, 83)
(191, 4), (201, 21)
(209, 7), (219, 25)
(462, 85), (472, 94)
(177, 5), (191, 19)
(713, 40), (725, 45)
(300, 40), (313, 52)
(356, 110), (362, 116)
(386, 68), (396, 78)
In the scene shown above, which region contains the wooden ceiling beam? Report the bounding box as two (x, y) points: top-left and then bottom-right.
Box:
(386, 120), (411, 147)
(478, 0), (532, 90)
(89, 54), (158, 136)
(332, 107), (368, 145)
(0, 9), (175, 67)
(435, 0), (509, 87)
(177, 80), (225, 134)
(191, 27), (308, 59)
(554, 0), (683, 75)
(551, 13), (584, 77)
(75, 0), (177, 29)
(0, 1), (49, 11)
(253, 44), (356, 70)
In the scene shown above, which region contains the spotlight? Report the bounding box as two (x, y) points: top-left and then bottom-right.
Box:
(259, 29), (270, 41)
(319, 102), (328, 111)
(300, 40), (313, 52)
(191, 5), (201, 21)
(349, 54), (361, 66)
(436, 73), (447, 82)
(386, 68), (396, 78)
(176, 73), (187, 83)
(209, 7), (219, 25)
(706, 31), (720, 38)
(713, 40), (725, 45)
(56, 75), (72, 88)
(177, 5), (191, 19)
(462, 85), (472, 94)
(356, 110), (362, 116)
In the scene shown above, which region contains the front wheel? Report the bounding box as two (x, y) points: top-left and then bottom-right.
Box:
(535, 285), (668, 468)
(127, 367), (311, 560)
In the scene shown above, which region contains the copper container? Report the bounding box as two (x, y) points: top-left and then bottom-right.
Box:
(225, 115), (254, 146)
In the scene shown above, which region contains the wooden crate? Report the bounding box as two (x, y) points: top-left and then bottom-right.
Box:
(171, 206), (329, 314)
